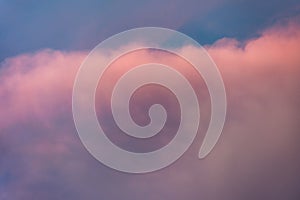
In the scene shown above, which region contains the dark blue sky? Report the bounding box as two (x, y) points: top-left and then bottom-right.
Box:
(0, 0), (299, 61)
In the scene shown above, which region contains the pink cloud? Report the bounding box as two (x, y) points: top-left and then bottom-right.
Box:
(0, 49), (86, 129)
(0, 19), (300, 200)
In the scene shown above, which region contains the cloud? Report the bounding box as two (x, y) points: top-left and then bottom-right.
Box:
(0, 49), (85, 127)
(1, 20), (300, 199)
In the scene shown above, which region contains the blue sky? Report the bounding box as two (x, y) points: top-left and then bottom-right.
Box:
(1, 0), (299, 61)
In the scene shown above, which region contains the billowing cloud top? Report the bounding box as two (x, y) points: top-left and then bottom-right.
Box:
(1, 11), (300, 200)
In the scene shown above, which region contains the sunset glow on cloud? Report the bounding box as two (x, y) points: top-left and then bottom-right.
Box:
(1, 1), (300, 199)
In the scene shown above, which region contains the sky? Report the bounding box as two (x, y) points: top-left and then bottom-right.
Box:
(1, 0), (300, 199)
